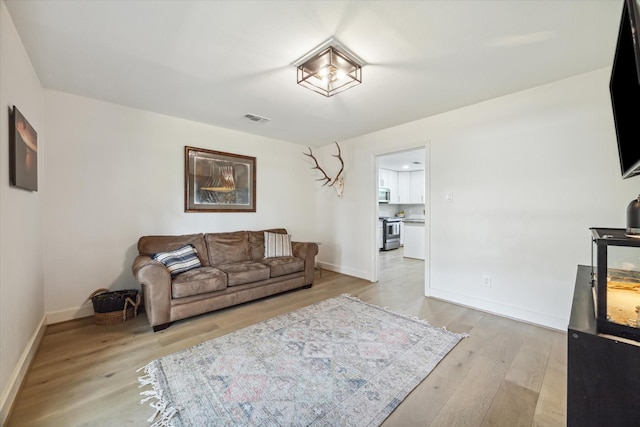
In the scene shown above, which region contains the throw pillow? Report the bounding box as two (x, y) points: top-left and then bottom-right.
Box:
(264, 232), (292, 258)
(152, 244), (202, 276)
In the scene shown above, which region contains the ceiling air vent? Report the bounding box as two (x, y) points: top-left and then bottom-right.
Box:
(243, 113), (271, 124)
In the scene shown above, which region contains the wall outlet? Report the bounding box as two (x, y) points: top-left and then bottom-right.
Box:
(482, 275), (491, 288)
(445, 192), (453, 202)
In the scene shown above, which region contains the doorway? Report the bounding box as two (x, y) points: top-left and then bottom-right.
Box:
(374, 145), (429, 295)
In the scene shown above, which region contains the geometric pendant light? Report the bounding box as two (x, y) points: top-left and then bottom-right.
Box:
(295, 38), (364, 97)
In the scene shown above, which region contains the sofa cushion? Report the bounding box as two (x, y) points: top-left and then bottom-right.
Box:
(152, 244), (202, 277)
(248, 228), (288, 260)
(261, 256), (304, 278)
(264, 232), (293, 258)
(205, 231), (251, 266)
(172, 267), (228, 298)
(217, 261), (270, 286)
(138, 233), (209, 267)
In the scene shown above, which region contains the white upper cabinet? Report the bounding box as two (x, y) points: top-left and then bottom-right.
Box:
(379, 168), (389, 188)
(379, 168), (399, 202)
(396, 170), (424, 204)
(398, 172), (411, 203)
(410, 170), (425, 203)
(388, 171), (399, 203)
(379, 148), (426, 204)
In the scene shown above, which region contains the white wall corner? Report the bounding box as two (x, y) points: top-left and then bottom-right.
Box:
(317, 261), (372, 282)
(0, 315), (46, 426)
(46, 302), (94, 325)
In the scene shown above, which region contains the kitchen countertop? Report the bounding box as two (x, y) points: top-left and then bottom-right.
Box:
(402, 218), (425, 223)
(379, 216), (425, 223)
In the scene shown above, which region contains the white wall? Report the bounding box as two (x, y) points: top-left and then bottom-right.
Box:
(42, 90), (318, 319)
(313, 141), (377, 279)
(0, 1), (45, 421)
(4, 0), (630, 418)
(317, 68), (638, 330)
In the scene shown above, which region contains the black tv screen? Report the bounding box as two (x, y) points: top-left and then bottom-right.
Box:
(610, 0), (640, 179)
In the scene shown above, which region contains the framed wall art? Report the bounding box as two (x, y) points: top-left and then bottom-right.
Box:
(185, 146), (256, 212)
(10, 106), (38, 192)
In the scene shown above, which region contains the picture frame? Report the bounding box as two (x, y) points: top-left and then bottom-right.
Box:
(9, 106), (38, 192)
(185, 146), (256, 212)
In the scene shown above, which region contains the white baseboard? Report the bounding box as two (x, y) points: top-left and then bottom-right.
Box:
(46, 302), (94, 325)
(318, 264), (566, 330)
(429, 288), (568, 331)
(0, 315), (47, 426)
(317, 261), (371, 282)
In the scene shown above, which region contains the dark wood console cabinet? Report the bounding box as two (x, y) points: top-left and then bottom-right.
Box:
(568, 265), (640, 426)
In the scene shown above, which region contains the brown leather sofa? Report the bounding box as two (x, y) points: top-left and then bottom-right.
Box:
(132, 229), (318, 331)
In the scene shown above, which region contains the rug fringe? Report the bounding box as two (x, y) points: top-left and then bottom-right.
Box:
(441, 325), (470, 338)
(137, 361), (178, 427)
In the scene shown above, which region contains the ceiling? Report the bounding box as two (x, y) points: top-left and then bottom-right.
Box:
(4, 1), (623, 148)
(379, 148), (425, 172)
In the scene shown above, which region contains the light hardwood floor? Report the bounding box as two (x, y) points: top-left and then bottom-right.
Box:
(6, 248), (567, 426)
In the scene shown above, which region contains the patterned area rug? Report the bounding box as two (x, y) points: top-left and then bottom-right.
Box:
(138, 294), (465, 426)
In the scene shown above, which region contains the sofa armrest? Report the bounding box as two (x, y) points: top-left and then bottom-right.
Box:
(132, 255), (172, 327)
(292, 242), (319, 284)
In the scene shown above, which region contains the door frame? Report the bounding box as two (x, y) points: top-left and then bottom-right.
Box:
(372, 141), (431, 297)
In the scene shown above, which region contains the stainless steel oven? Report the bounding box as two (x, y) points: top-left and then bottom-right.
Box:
(381, 217), (401, 250)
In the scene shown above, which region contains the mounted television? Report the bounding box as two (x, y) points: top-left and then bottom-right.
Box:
(610, 0), (640, 179)
(609, 0), (640, 179)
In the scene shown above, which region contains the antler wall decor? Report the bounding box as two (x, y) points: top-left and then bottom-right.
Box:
(303, 142), (345, 198)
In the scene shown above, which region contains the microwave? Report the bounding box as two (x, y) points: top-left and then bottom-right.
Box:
(379, 187), (391, 203)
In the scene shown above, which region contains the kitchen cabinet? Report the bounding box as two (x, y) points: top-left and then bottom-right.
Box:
(379, 168), (390, 188)
(410, 170), (425, 203)
(400, 221), (405, 246)
(388, 172), (399, 203)
(403, 222), (425, 260)
(379, 168), (399, 203)
(397, 170), (425, 204)
(398, 172), (411, 203)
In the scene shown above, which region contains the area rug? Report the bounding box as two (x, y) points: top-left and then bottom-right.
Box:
(138, 294), (465, 426)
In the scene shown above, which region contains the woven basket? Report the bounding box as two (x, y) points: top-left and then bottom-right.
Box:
(88, 288), (140, 326)
(94, 305), (137, 325)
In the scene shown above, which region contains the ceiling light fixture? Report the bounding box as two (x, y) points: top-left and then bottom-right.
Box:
(294, 38), (364, 97)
